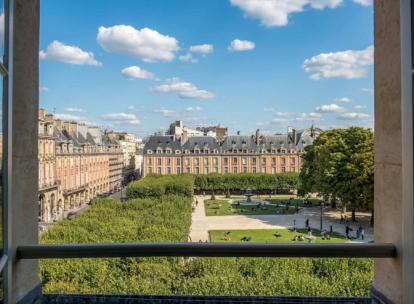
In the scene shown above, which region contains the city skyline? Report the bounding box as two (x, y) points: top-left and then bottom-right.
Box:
(39, 0), (373, 137)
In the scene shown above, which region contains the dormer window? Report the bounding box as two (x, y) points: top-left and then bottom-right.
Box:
(194, 148), (200, 154)
(185, 149), (190, 154)
(175, 150), (181, 155)
(156, 148), (163, 154)
(204, 149), (210, 154)
(147, 150), (153, 154)
(166, 148), (172, 154)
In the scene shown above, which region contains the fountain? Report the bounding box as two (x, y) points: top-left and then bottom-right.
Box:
(244, 188), (254, 202)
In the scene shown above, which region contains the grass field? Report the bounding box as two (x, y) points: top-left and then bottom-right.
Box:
(209, 228), (347, 243)
(204, 199), (297, 216)
(266, 198), (322, 207)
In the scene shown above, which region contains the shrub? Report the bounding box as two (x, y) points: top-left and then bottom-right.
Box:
(127, 175), (194, 199)
(194, 173), (299, 193)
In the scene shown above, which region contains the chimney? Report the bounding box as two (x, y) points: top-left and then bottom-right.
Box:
(237, 130), (240, 135)
(181, 129), (189, 144)
(288, 127), (297, 144)
(255, 129), (260, 144)
(38, 108), (45, 120)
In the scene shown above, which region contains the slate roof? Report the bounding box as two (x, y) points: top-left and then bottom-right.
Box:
(183, 136), (220, 152)
(143, 128), (319, 155)
(144, 135), (182, 152)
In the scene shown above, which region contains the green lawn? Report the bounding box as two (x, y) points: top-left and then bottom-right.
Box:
(209, 229), (347, 243)
(204, 199), (297, 216)
(225, 195), (296, 200)
(266, 198), (322, 207)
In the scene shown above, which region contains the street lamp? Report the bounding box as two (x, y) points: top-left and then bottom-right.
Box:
(320, 202), (325, 231)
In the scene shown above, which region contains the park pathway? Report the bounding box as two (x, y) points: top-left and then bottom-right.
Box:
(189, 196), (373, 242)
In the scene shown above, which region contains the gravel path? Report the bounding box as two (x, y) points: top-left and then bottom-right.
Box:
(189, 196), (373, 242)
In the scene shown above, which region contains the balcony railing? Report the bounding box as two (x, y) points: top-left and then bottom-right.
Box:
(17, 242), (396, 260)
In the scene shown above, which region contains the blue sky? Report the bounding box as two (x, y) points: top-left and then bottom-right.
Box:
(39, 0), (374, 137)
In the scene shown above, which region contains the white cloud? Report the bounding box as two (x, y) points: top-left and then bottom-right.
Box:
(39, 40), (102, 66)
(275, 111), (290, 117)
(179, 53), (198, 63)
(310, 0), (342, 9)
(354, 105), (367, 110)
(230, 0), (342, 27)
(127, 105), (144, 112)
(228, 39), (255, 52)
(186, 106), (203, 112)
(153, 108), (178, 117)
(361, 87), (374, 94)
(97, 25), (179, 63)
(295, 112), (322, 121)
(315, 103), (344, 113)
(40, 86), (49, 93)
(152, 78), (215, 100)
(352, 0), (372, 6)
(189, 44), (214, 54)
(121, 65), (157, 80)
(55, 113), (86, 121)
(64, 107), (86, 113)
(338, 112), (370, 120)
(271, 117), (289, 123)
(335, 97), (352, 103)
(101, 112), (140, 125)
(303, 46), (373, 80)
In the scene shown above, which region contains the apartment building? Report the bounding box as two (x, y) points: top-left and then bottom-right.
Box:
(143, 127), (320, 176)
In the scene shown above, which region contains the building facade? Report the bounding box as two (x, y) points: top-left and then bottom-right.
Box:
(143, 127), (320, 177)
(38, 109), (129, 223)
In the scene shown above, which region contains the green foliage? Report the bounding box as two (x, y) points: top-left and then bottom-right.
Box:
(127, 175), (194, 199)
(41, 178), (373, 297)
(299, 127), (374, 211)
(40, 196), (192, 294)
(194, 173), (299, 193)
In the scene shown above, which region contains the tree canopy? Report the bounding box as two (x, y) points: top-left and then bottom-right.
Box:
(299, 127), (374, 212)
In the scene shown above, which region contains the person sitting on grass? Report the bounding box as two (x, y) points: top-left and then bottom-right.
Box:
(274, 231), (281, 238)
(241, 236), (252, 242)
(223, 235), (230, 241)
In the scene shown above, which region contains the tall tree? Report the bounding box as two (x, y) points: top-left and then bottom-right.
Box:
(299, 127), (374, 224)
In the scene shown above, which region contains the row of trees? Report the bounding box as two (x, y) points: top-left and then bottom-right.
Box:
(126, 175), (194, 199)
(299, 127), (374, 223)
(193, 173), (299, 194)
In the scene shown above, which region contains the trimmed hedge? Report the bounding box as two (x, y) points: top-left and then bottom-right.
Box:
(127, 175), (194, 199)
(194, 173), (299, 193)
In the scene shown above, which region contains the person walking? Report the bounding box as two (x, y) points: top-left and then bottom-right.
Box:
(293, 219), (297, 232)
(305, 218), (309, 228)
(345, 225), (350, 239)
(361, 228), (365, 241)
(340, 215), (344, 224)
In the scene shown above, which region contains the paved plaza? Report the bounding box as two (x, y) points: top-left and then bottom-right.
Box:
(189, 196), (373, 242)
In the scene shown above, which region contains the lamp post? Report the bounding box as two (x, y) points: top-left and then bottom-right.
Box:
(320, 202), (325, 231)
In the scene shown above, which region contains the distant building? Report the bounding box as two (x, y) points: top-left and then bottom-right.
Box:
(105, 131), (138, 183)
(196, 125), (228, 142)
(142, 126), (321, 176)
(37, 109), (133, 223)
